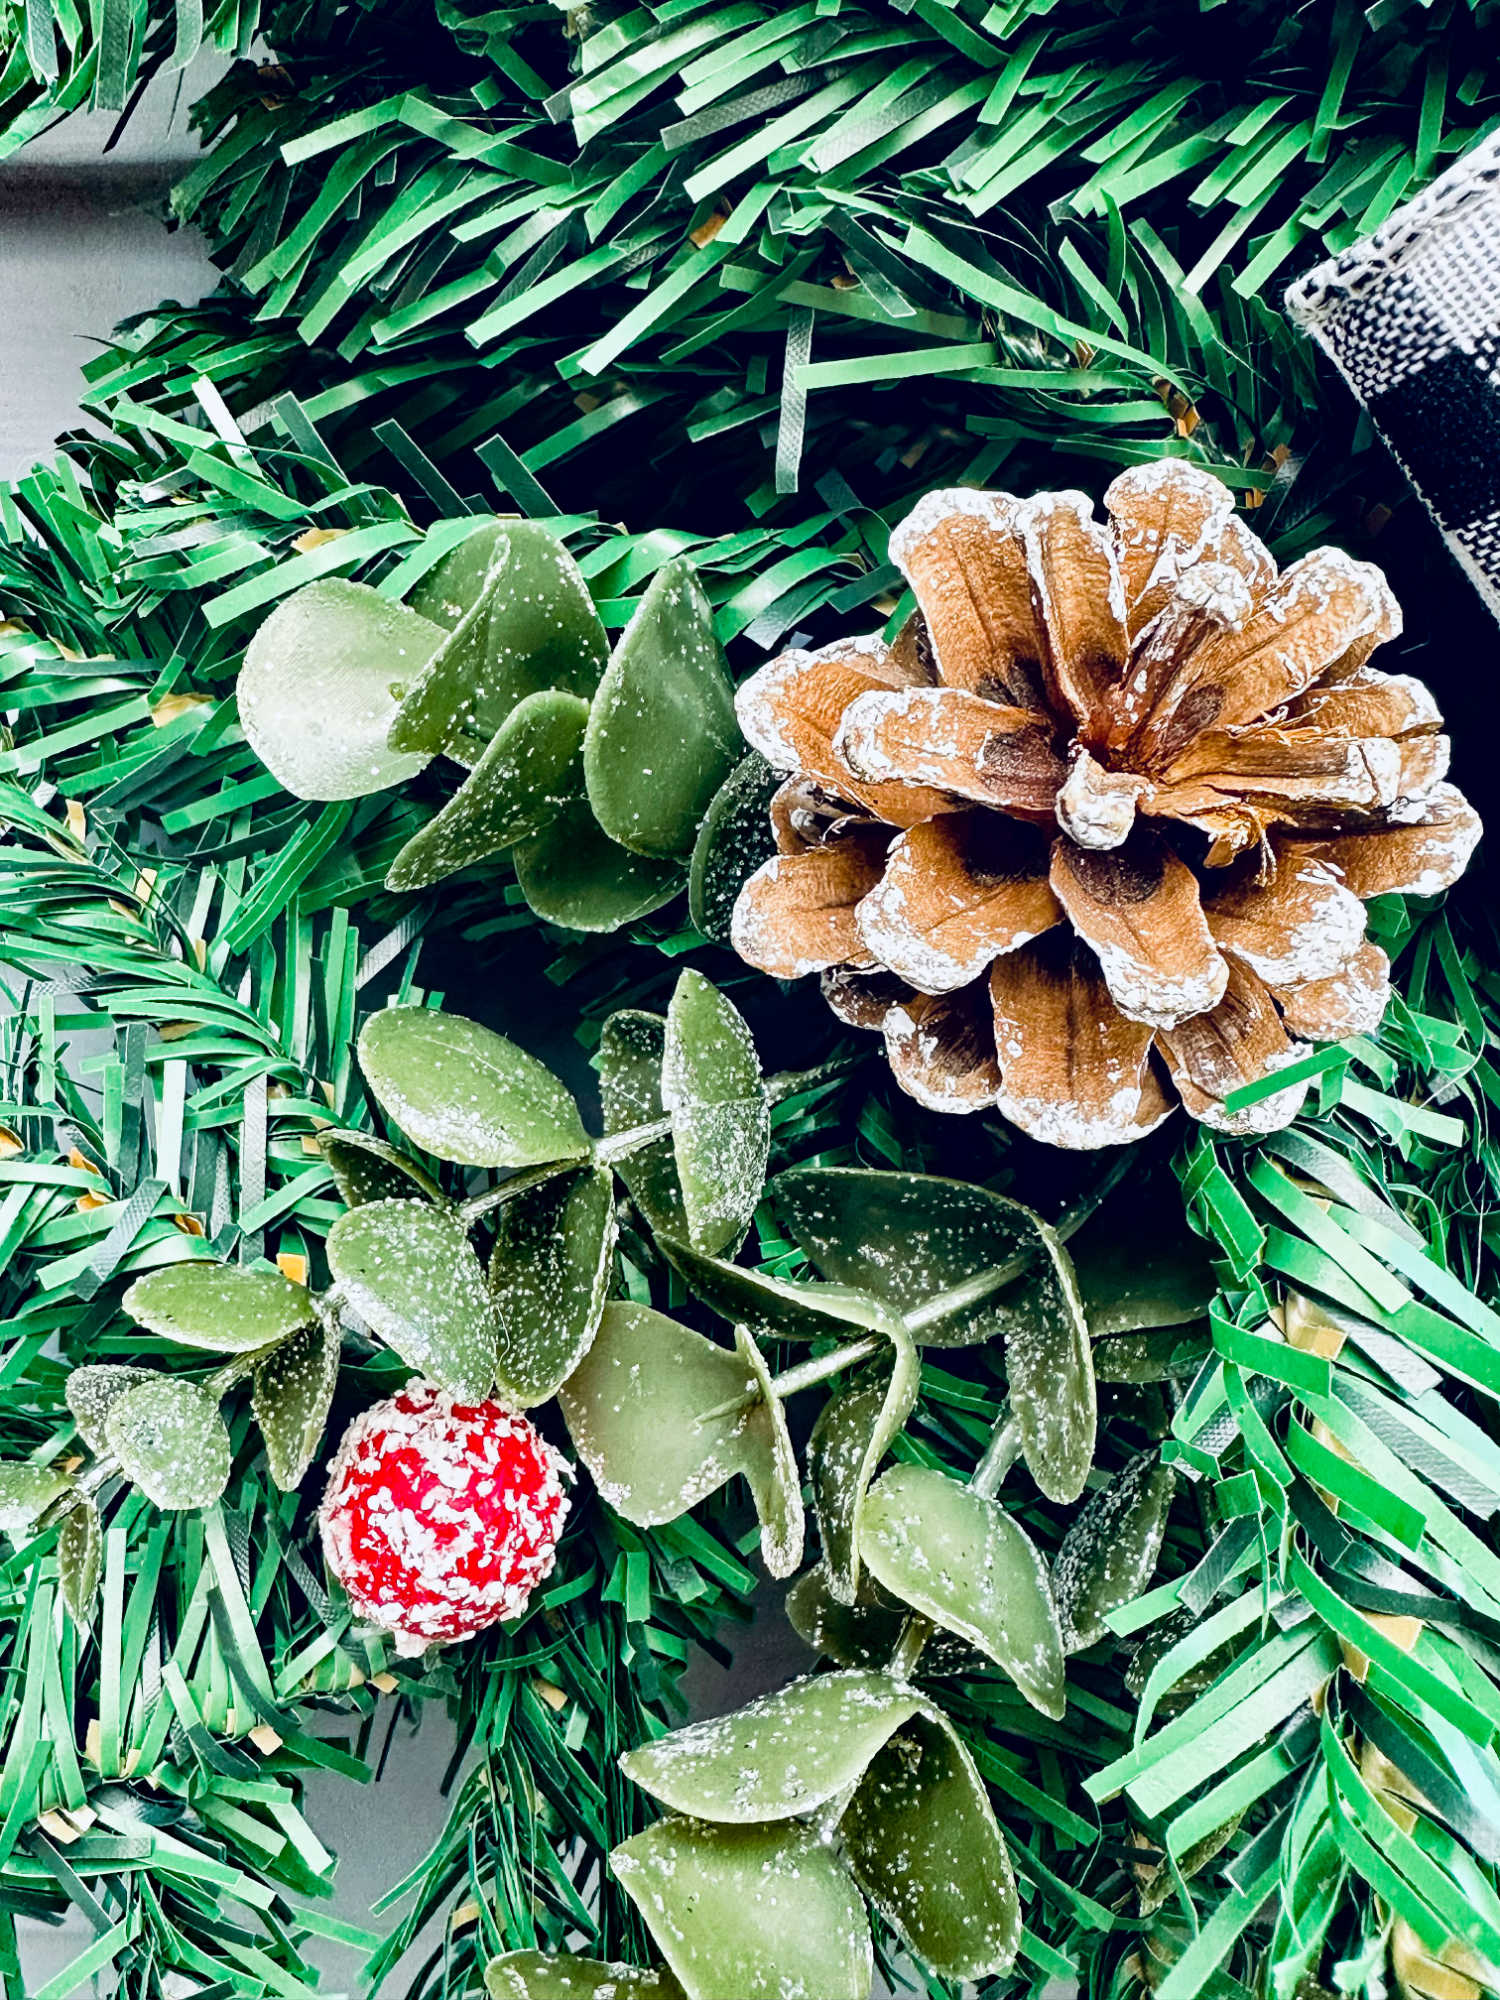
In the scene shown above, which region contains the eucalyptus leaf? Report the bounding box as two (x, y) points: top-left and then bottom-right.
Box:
(66, 1364), (156, 1452)
(489, 1164), (616, 1405)
(558, 1302), (755, 1526)
(622, 1669), (923, 1822)
(809, 1323), (920, 1602)
(612, 1816), (872, 2000)
(662, 970), (769, 1258)
(408, 521), (507, 629)
(486, 1954), (684, 1999)
(688, 752), (780, 946)
(597, 1009), (687, 1243)
(327, 1199), (497, 1399)
(123, 1262), (315, 1354)
(991, 1217), (1096, 1505)
(58, 1499), (102, 1621)
(385, 690), (588, 893)
(359, 1006), (589, 1169)
(105, 1379), (232, 1511)
(238, 579), (440, 800)
(1093, 1324), (1212, 1384)
(663, 1236), (891, 1344)
(1054, 1452), (1177, 1652)
(772, 1168), (1043, 1346)
(1069, 1185), (1216, 1337)
(513, 795), (683, 933)
(0, 1462), (72, 1534)
(735, 1324), (803, 1579)
(584, 558), (738, 858)
(252, 1319), (341, 1491)
(318, 1129), (446, 1209)
(786, 1565), (909, 1669)
(393, 522), (608, 755)
(860, 1463), (1065, 1718)
(840, 1707), (1021, 1983)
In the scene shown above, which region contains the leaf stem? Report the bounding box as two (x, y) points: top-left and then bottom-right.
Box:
(458, 1157), (584, 1224)
(695, 1333), (884, 1426)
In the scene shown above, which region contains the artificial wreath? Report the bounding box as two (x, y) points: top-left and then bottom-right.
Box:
(1, 5), (1499, 2000)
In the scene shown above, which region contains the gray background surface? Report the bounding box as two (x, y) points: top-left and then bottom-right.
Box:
(2, 91), (831, 1998)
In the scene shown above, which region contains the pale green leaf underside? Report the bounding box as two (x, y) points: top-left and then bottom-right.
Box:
(359, 1006), (589, 1170)
(124, 1261), (315, 1354)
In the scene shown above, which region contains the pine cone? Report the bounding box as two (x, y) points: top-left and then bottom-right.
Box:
(729, 463), (1481, 1147)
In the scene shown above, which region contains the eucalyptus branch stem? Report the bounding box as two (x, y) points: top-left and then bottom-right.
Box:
(695, 1334), (884, 1426)
(458, 1157), (583, 1224)
(591, 1118), (672, 1168)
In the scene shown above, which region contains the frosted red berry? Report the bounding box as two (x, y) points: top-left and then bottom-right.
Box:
(319, 1381), (570, 1655)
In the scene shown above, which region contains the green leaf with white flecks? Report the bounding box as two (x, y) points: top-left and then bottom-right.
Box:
(1068, 1183), (1217, 1336)
(0, 1462), (72, 1535)
(58, 1499), (102, 1622)
(664, 1235), (891, 1343)
(861, 1462), (1065, 1718)
(786, 1565), (909, 1670)
(662, 969), (768, 1257)
(123, 1262), (315, 1353)
(840, 1706), (1021, 1984)
(558, 1302), (754, 1527)
(66, 1365), (156, 1452)
(622, 1669), (924, 1822)
(772, 1168), (1045, 1346)
(688, 751), (780, 946)
(486, 1954), (685, 1999)
(489, 1164), (616, 1405)
(1054, 1452), (1177, 1653)
(318, 1129), (445, 1209)
(252, 1318), (341, 1491)
(385, 690), (588, 893)
(513, 794), (683, 933)
(598, 1009), (686, 1244)
(735, 1324), (804, 1579)
(238, 579), (441, 800)
(611, 1816), (872, 2000)
(409, 520), (507, 630)
(392, 522), (608, 756)
(327, 1199), (497, 1399)
(809, 1322), (920, 1602)
(990, 1217), (1096, 1505)
(359, 1006), (589, 1169)
(584, 557), (738, 858)
(105, 1379), (232, 1511)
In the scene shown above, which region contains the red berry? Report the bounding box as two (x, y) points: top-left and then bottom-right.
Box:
(319, 1381), (570, 1655)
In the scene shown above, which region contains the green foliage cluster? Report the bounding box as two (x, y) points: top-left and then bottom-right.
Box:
(2, 2), (1500, 1998)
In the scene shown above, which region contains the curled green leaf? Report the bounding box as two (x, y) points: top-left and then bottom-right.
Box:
(662, 969), (768, 1257)
(66, 1365), (156, 1452)
(688, 751), (780, 946)
(486, 1954), (684, 1999)
(584, 557), (738, 858)
(1054, 1451), (1176, 1652)
(394, 522), (608, 755)
(513, 794), (683, 933)
(622, 1668), (923, 1823)
(809, 1322), (919, 1603)
(489, 1164), (616, 1405)
(860, 1462), (1065, 1718)
(612, 1816), (872, 2000)
(0, 1462), (72, 1535)
(385, 689), (588, 893)
(327, 1199), (497, 1400)
(252, 1318), (341, 1491)
(58, 1499), (102, 1622)
(318, 1129), (445, 1209)
(841, 1707), (1021, 1984)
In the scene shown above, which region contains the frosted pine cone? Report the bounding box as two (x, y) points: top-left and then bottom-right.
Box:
(730, 463), (1480, 1147)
